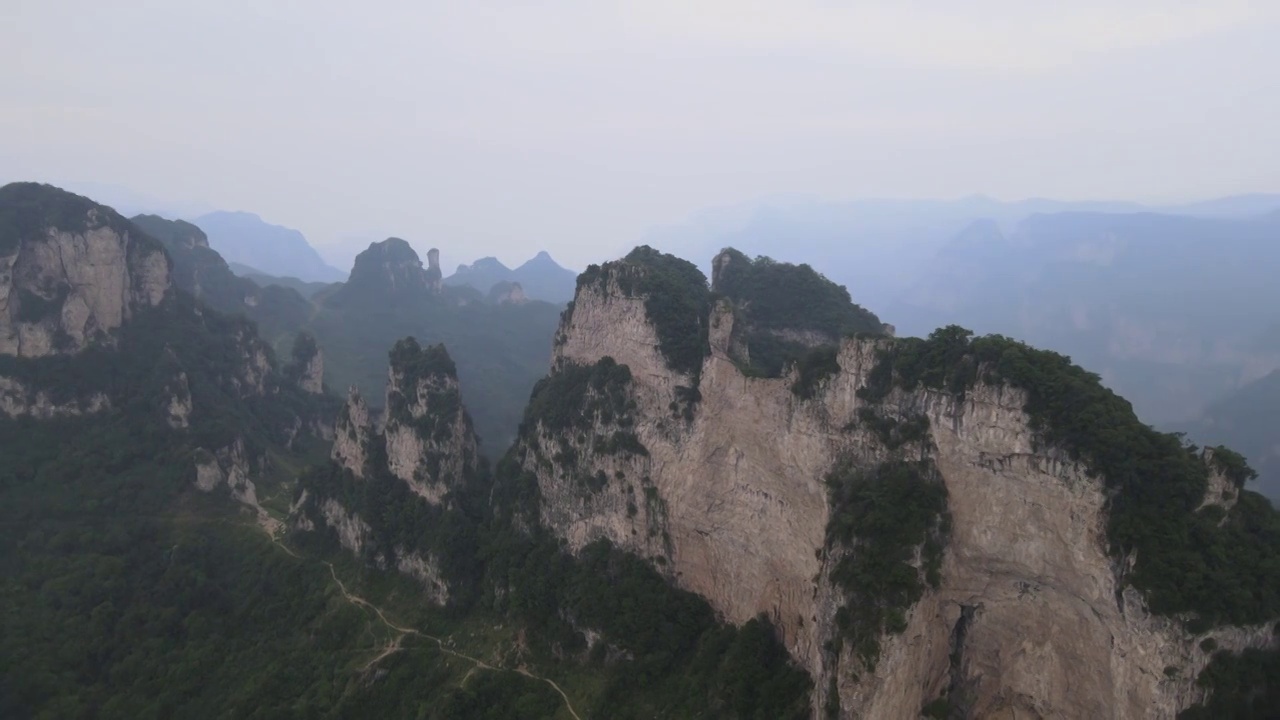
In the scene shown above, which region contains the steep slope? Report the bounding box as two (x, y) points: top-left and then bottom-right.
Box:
(0, 185), (399, 718)
(130, 214), (313, 345)
(505, 246), (1280, 718)
(293, 338), (482, 605)
(1, 184), (818, 720)
(307, 238), (562, 454)
(192, 210), (345, 282)
(0, 182), (169, 357)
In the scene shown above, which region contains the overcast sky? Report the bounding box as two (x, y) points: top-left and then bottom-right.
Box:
(4, 1), (1279, 270)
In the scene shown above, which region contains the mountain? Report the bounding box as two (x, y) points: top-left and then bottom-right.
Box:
(191, 210), (346, 283)
(494, 245), (1280, 718)
(226, 261), (334, 299)
(1176, 369), (1280, 503)
(511, 250), (577, 303)
(129, 214), (313, 343)
(6, 183), (1278, 718)
(887, 210), (1280, 425)
(0, 184), (382, 718)
(445, 250), (576, 303)
(641, 194), (1280, 335)
(305, 238), (562, 453)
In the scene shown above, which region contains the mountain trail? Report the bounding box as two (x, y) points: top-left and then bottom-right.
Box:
(263, 536), (579, 720)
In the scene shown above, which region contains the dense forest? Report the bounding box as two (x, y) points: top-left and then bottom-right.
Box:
(713, 248), (885, 378)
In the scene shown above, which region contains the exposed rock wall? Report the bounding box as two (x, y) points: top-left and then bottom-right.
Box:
(520, 264), (1279, 719)
(0, 376), (110, 418)
(194, 439), (281, 535)
(0, 217), (169, 357)
(332, 387), (373, 478)
(382, 341), (478, 504)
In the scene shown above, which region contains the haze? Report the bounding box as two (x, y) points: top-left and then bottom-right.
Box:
(4, 0), (1280, 270)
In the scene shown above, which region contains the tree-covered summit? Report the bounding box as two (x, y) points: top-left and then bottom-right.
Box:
(577, 245), (713, 380)
(712, 247), (886, 378)
(0, 182), (163, 256)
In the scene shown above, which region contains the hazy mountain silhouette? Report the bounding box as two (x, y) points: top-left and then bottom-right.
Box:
(192, 211), (346, 283)
(445, 250), (576, 303)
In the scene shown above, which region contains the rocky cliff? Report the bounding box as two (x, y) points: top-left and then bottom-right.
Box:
(0, 183), (170, 357)
(511, 248), (1280, 718)
(382, 337), (479, 503)
(294, 337), (481, 604)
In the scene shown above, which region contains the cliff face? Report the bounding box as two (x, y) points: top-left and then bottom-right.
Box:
(0, 185), (170, 357)
(516, 254), (1280, 718)
(297, 338), (479, 604)
(382, 339), (479, 504)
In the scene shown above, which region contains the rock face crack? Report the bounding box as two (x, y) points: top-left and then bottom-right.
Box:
(943, 604), (978, 718)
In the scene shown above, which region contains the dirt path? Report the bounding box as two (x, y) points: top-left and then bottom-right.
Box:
(312, 556), (581, 720)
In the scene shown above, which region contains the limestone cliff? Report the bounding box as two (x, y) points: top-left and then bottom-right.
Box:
(332, 387), (373, 477)
(382, 337), (479, 504)
(0, 183), (170, 357)
(512, 249), (1280, 719)
(194, 440), (281, 535)
(293, 337), (480, 604)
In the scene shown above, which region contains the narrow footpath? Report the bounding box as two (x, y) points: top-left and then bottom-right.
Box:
(267, 528), (581, 720)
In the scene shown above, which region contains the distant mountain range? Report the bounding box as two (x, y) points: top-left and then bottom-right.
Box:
(444, 251), (577, 304)
(191, 211), (347, 283)
(1173, 369), (1280, 503)
(642, 193), (1280, 321)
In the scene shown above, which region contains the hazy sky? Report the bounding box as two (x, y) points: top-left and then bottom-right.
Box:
(4, 1), (1279, 270)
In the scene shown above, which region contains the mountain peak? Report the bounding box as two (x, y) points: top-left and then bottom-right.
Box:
(330, 237), (441, 305)
(0, 182), (171, 357)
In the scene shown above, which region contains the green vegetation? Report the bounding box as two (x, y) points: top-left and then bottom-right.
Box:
(859, 325), (1280, 629)
(713, 248), (883, 338)
(854, 408), (930, 451)
(713, 248), (884, 380)
(1179, 647), (1280, 719)
(131, 213), (313, 346)
(791, 345), (841, 399)
(579, 246), (712, 380)
(523, 357), (636, 433)
(823, 459), (950, 667)
(0, 182), (147, 255)
(283, 331), (320, 383)
(1208, 445), (1258, 488)
(479, 525), (813, 719)
(308, 283), (563, 456)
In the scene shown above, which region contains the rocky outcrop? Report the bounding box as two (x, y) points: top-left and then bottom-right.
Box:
(0, 184), (171, 357)
(517, 253), (1280, 719)
(332, 387), (373, 478)
(0, 376), (109, 418)
(318, 498), (373, 555)
(194, 440), (281, 535)
(298, 349), (324, 394)
(231, 326), (272, 396)
(395, 547), (450, 605)
(426, 247), (443, 292)
(487, 280), (528, 305)
(383, 338), (478, 504)
(333, 238), (441, 305)
(285, 332), (325, 394)
(164, 371), (192, 429)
